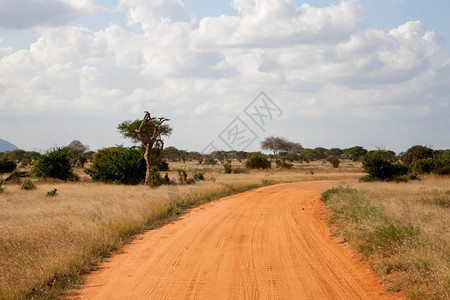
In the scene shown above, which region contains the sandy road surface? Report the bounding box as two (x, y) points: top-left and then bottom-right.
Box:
(77, 182), (400, 299)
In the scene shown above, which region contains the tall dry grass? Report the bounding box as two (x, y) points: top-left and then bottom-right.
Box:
(323, 175), (450, 299)
(0, 163), (358, 299)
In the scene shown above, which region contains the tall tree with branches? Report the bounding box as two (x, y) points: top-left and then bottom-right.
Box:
(117, 111), (172, 185)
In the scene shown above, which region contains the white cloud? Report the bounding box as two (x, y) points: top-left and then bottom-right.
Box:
(0, 0), (96, 29)
(0, 0), (448, 151)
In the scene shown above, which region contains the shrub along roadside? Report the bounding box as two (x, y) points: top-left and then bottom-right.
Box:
(25, 180), (273, 299)
(321, 186), (449, 299)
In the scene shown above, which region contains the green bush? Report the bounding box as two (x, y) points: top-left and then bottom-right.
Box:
(275, 159), (293, 169)
(327, 156), (340, 168)
(402, 145), (433, 166)
(223, 160), (232, 174)
(21, 179), (36, 190)
(32, 148), (77, 181)
(148, 167), (164, 188)
(362, 151), (408, 181)
(0, 157), (17, 175)
(245, 152), (271, 169)
(157, 160), (169, 171)
(85, 146), (146, 185)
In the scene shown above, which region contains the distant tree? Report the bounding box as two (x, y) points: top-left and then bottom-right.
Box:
(261, 136), (302, 157)
(117, 112), (172, 186)
(327, 148), (344, 157)
(67, 140), (89, 152)
(66, 140), (90, 168)
(246, 152), (271, 169)
(344, 146), (368, 161)
(313, 147), (328, 160)
(402, 145), (433, 166)
(327, 156), (340, 168)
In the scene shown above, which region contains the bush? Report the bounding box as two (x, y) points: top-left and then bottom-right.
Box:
(362, 151), (408, 181)
(402, 145), (433, 166)
(32, 148), (77, 181)
(157, 160), (169, 171)
(193, 171), (205, 181)
(245, 152), (271, 169)
(275, 159), (293, 169)
(21, 179), (36, 190)
(0, 158), (17, 176)
(148, 167), (164, 188)
(203, 157), (217, 165)
(85, 146), (146, 185)
(223, 160), (232, 174)
(327, 156), (340, 168)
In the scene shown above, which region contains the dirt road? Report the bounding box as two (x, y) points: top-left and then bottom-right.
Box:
(77, 182), (399, 299)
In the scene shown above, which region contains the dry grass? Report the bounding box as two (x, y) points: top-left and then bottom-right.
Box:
(0, 162), (358, 299)
(323, 175), (450, 299)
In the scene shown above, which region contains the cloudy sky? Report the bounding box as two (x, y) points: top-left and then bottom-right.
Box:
(0, 0), (449, 154)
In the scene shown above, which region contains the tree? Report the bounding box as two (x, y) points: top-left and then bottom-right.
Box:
(402, 145), (433, 166)
(362, 151), (408, 181)
(343, 146), (367, 161)
(261, 136), (302, 157)
(66, 140), (90, 168)
(117, 112), (172, 185)
(246, 152), (271, 169)
(85, 146), (146, 184)
(32, 148), (77, 181)
(0, 158), (17, 190)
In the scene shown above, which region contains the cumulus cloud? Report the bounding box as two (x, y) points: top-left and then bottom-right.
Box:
(0, 0), (448, 151)
(0, 0), (96, 29)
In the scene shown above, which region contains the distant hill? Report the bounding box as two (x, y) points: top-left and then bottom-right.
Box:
(0, 138), (19, 152)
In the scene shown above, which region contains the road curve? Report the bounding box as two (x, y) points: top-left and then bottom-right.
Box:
(77, 181), (400, 299)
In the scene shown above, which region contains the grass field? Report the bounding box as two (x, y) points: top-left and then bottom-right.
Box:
(322, 175), (450, 299)
(1, 160), (448, 299)
(0, 160), (358, 299)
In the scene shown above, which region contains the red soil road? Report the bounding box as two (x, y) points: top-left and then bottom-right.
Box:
(77, 181), (401, 299)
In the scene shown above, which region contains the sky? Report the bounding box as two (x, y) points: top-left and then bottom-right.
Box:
(0, 0), (449, 154)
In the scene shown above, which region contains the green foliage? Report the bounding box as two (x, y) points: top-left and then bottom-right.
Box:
(46, 188), (58, 197)
(327, 156), (340, 168)
(203, 157), (217, 165)
(0, 157), (17, 175)
(117, 119), (172, 144)
(402, 145), (433, 166)
(343, 146), (367, 161)
(360, 224), (420, 255)
(148, 167), (164, 188)
(223, 159), (232, 174)
(245, 152), (271, 169)
(21, 179), (36, 190)
(177, 169), (195, 184)
(157, 160), (169, 171)
(85, 146), (146, 185)
(275, 159), (293, 169)
(193, 171), (205, 181)
(362, 151), (408, 181)
(32, 148), (76, 181)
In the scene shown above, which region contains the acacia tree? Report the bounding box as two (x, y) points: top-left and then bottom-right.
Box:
(261, 136), (302, 157)
(117, 112), (172, 185)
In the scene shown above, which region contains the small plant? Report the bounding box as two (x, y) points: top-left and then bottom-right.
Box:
(148, 167), (164, 188)
(245, 152), (271, 169)
(193, 171), (205, 181)
(327, 156), (340, 168)
(21, 179), (36, 190)
(224, 160), (232, 174)
(275, 159), (293, 169)
(46, 188), (58, 197)
(177, 169), (196, 184)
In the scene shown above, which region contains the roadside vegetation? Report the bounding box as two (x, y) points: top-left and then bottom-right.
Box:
(321, 176), (450, 299)
(1, 114), (450, 300)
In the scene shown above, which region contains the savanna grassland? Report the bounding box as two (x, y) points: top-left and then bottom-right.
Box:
(322, 175), (450, 299)
(0, 160), (448, 299)
(0, 160), (359, 299)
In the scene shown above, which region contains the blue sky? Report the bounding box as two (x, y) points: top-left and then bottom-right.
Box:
(0, 0), (449, 153)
